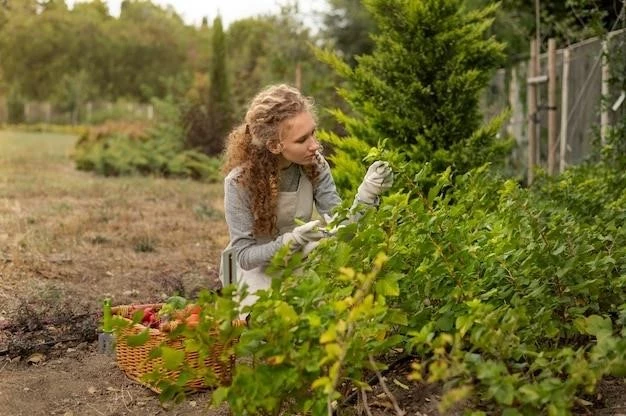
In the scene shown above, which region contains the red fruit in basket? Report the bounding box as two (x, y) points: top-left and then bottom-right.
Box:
(141, 307), (153, 320)
(141, 307), (160, 327)
(185, 313), (200, 328)
(187, 304), (202, 315)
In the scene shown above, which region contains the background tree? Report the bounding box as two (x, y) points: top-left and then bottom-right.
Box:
(182, 15), (234, 156)
(225, 7), (343, 130)
(465, 0), (625, 62)
(318, 0), (513, 192)
(320, 0), (376, 65)
(208, 15), (232, 146)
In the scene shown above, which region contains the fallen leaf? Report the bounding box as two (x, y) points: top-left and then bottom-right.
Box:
(393, 378), (410, 390)
(27, 353), (45, 364)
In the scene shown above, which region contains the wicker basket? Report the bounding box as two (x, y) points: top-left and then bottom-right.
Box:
(112, 303), (243, 393)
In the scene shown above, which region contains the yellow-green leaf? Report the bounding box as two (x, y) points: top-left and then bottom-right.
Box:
(320, 326), (337, 344)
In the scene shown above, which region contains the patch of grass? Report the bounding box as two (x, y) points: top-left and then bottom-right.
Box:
(133, 235), (157, 253)
(89, 235), (110, 245)
(193, 203), (222, 220)
(0, 129), (227, 318)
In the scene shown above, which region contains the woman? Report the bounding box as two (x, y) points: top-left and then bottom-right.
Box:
(220, 84), (393, 310)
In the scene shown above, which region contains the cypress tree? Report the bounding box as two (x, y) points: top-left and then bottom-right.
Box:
(183, 15), (233, 156)
(209, 15), (232, 152)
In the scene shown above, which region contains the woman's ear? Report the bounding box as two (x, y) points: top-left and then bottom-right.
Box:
(267, 140), (283, 154)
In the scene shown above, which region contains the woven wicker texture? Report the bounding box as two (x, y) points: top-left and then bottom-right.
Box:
(112, 303), (243, 393)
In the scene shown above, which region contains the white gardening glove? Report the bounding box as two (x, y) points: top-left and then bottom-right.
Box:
(356, 161), (394, 205)
(282, 219), (324, 250)
(302, 240), (321, 257)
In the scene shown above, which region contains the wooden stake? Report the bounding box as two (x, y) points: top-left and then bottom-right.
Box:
(527, 38), (538, 185)
(547, 38), (557, 175)
(560, 47), (570, 173)
(600, 38), (610, 146)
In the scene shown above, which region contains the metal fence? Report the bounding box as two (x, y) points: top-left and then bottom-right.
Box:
(482, 28), (626, 178)
(0, 99), (154, 125)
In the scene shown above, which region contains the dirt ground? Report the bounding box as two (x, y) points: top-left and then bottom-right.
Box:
(1, 130), (625, 416)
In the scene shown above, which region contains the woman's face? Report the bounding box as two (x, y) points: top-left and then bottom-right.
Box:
(278, 111), (320, 167)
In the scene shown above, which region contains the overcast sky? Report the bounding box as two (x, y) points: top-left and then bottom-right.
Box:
(66, 0), (328, 28)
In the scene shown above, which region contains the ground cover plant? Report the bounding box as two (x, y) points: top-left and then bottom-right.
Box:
(72, 100), (222, 182)
(158, 150), (622, 415)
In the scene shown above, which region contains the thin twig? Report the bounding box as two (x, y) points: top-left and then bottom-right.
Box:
(341, 354), (413, 407)
(368, 354), (405, 416)
(85, 402), (106, 416)
(361, 387), (374, 416)
(122, 387), (133, 412)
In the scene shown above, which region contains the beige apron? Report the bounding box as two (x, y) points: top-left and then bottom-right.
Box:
(219, 169), (314, 312)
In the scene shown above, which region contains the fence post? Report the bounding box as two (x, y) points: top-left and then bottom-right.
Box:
(547, 38), (557, 175)
(527, 38), (539, 185)
(600, 38), (610, 146)
(560, 47), (570, 173)
(295, 62), (302, 91)
(86, 101), (93, 123)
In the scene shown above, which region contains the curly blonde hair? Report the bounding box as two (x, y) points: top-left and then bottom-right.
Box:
(223, 84), (322, 237)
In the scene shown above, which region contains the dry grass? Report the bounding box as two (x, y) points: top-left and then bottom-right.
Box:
(0, 130), (229, 314)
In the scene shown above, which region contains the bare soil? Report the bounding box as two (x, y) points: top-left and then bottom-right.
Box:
(0, 130), (625, 416)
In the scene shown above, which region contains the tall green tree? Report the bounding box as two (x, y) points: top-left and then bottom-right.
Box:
(0, 5), (75, 99)
(321, 0), (376, 64)
(182, 16), (234, 156)
(465, 0), (624, 61)
(207, 15), (233, 154)
(226, 8), (343, 129)
(318, 0), (513, 192)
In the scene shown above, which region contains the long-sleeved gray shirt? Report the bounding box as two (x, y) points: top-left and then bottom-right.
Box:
(224, 157), (342, 271)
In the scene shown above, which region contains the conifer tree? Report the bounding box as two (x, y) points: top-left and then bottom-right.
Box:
(182, 15), (233, 156)
(209, 15), (233, 148)
(318, 0), (513, 191)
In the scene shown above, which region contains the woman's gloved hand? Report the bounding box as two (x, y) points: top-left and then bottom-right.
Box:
(302, 240), (321, 257)
(282, 219), (324, 249)
(356, 161), (394, 205)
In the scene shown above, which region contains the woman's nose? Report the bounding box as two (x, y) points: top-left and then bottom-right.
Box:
(309, 138), (320, 151)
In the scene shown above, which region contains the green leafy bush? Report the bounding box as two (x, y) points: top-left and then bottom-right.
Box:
(72, 100), (221, 182)
(142, 156), (625, 415)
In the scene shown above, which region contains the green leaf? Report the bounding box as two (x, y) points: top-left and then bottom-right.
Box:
(211, 386), (229, 406)
(490, 382), (515, 405)
(518, 384), (541, 402)
(161, 346), (185, 370)
(375, 278), (400, 296)
(125, 329), (150, 347)
(583, 315), (613, 338)
(275, 302), (298, 324)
